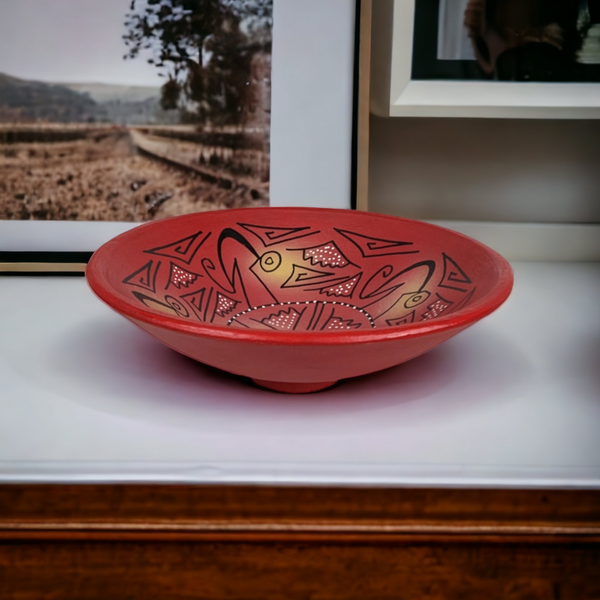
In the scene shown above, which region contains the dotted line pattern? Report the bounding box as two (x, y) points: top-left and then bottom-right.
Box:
(227, 300), (376, 329)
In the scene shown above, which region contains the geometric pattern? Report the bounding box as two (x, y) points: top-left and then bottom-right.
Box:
(421, 295), (453, 320)
(144, 230), (211, 264)
(122, 260), (160, 293)
(301, 241), (351, 268)
(335, 228), (418, 257)
(167, 262), (202, 289)
(126, 222), (479, 331)
(318, 273), (362, 298)
(439, 253), (472, 292)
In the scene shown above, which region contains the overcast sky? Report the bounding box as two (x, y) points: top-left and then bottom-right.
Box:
(0, 0), (163, 86)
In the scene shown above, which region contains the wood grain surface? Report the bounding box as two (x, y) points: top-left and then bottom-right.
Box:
(1, 485), (599, 533)
(1, 485), (599, 599)
(2, 538), (600, 600)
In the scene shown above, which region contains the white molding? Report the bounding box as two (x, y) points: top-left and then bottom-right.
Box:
(269, 0), (356, 209)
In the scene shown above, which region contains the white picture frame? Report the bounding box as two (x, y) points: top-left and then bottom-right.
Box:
(0, 0), (359, 255)
(370, 0), (600, 119)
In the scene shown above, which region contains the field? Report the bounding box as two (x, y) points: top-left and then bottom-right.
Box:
(0, 125), (268, 222)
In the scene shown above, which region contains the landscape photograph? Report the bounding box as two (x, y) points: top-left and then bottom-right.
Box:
(0, 0), (272, 222)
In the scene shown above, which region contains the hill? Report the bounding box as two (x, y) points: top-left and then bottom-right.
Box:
(0, 73), (176, 125)
(0, 72), (100, 123)
(60, 82), (160, 104)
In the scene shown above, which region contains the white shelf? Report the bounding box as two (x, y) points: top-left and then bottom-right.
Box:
(1, 261), (599, 488)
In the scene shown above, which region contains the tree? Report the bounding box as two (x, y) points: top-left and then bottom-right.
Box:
(124, 0), (272, 124)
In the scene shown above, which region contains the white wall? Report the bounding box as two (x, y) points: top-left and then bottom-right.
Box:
(369, 116), (600, 223)
(270, 0), (356, 209)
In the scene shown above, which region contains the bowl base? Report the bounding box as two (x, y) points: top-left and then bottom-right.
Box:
(252, 379), (338, 394)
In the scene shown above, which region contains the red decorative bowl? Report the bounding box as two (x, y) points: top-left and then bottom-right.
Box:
(86, 207), (513, 393)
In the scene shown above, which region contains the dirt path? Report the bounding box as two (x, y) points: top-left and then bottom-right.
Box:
(0, 129), (267, 222)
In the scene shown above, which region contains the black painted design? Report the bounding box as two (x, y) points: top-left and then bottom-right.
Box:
(123, 222), (482, 331)
(372, 291), (430, 323)
(320, 307), (362, 331)
(180, 287), (211, 321)
(206, 228), (260, 294)
(360, 266), (399, 300)
(259, 251), (281, 272)
(335, 228), (419, 257)
(238, 223), (319, 247)
(123, 260), (160, 293)
(145, 230), (211, 264)
(403, 291), (431, 309)
(164, 295), (189, 318)
(132, 290), (183, 317)
(439, 253), (472, 292)
(282, 264), (336, 288)
(201, 258), (226, 291)
(360, 261), (436, 301)
(227, 301), (376, 331)
(248, 264), (280, 305)
(307, 301), (325, 330)
(386, 310), (416, 327)
(317, 273), (362, 299)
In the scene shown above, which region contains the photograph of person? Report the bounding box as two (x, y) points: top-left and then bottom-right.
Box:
(416, 0), (600, 81)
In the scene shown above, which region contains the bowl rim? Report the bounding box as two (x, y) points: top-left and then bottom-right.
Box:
(86, 207), (514, 346)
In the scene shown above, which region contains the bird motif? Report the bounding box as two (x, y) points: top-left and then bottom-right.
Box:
(202, 227), (436, 330)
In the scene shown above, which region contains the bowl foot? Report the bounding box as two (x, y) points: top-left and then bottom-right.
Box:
(252, 379), (338, 394)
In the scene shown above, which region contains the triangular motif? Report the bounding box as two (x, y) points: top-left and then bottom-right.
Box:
(181, 287), (211, 321)
(239, 223), (318, 247)
(167, 262), (203, 290)
(318, 273), (362, 298)
(335, 229), (418, 257)
(145, 230), (211, 264)
(213, 292), (240, 320)
(260, 308), (304, 331)
(321, 315), (362, 331)
(439, 253), (472, 292)
(301, 241), (352, 268)
(122, 260), (160, 293)
(282, 264), (336, 288)
(386, 311), (416, 327)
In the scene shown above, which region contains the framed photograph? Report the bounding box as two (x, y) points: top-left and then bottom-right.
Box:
(371, 0), (600, 118)
(0, 0), (363, 269)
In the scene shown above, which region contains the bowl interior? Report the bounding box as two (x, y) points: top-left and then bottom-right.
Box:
(89, 208), (508, 334)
